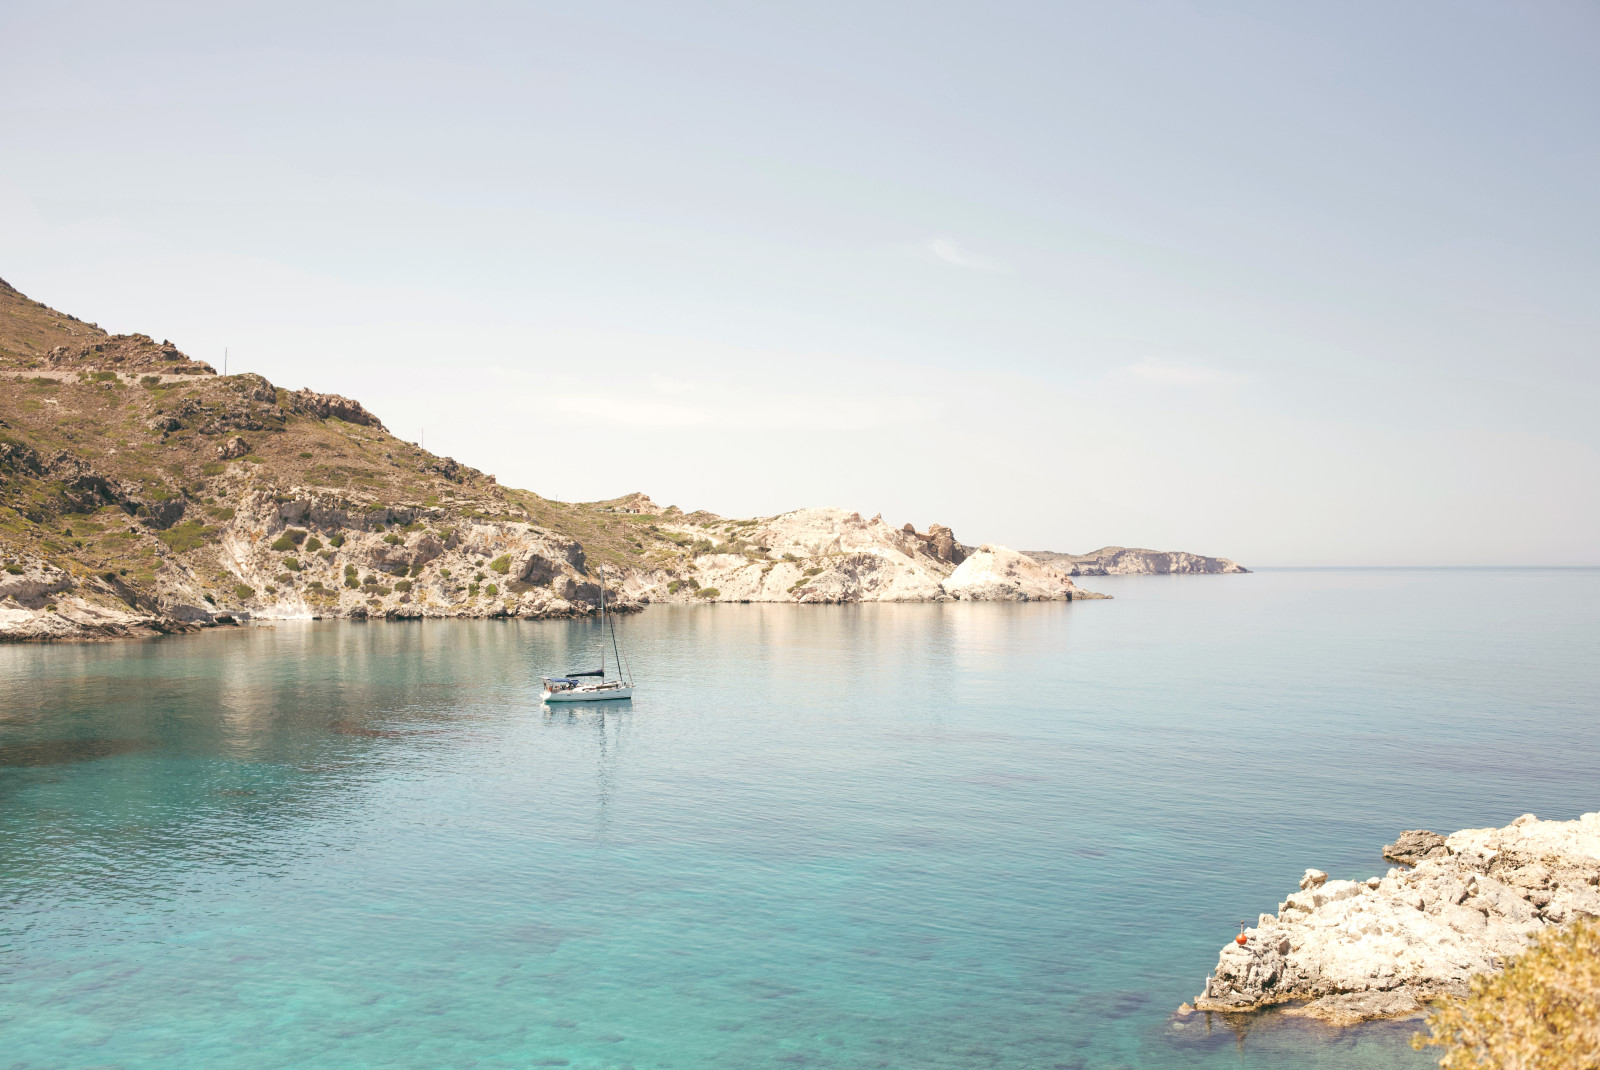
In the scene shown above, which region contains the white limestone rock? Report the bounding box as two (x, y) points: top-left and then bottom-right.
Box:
(1194, 811), (1600, 1020)
(942, 544), (1093, 601)
(661, 509), (1108, 604)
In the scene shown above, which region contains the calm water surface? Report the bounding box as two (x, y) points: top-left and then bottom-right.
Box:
(2, 569), (1597, 1069)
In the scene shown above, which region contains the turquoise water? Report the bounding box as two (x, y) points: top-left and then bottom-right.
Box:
(2, 569), (1597, 1069)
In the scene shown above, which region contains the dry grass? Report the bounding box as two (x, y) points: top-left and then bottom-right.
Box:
(0, 281), (725, 599)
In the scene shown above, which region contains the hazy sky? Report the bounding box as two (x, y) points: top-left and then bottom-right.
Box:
(4, 1), (1597, 565)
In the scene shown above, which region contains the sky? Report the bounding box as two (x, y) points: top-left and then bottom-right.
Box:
(2, 0), (1597, 566)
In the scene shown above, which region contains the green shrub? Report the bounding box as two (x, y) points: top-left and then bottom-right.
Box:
(804, 567), (824, 576)
(303, 537), (323, 552)
(696, 587), (720, 599)
(489, 554), (510, 574)
(394, 580), (412, 593)
(307, 581), (324, 591)
(439, 568), (452, 578)
(484, 584), (499, 597)
(274, 573), (292, 584)
(4, 565), (22, 575)
(329, 532), (346, 548)
(140, 375), (162, 387)
(344, 577), (360, 589)
(667, 579), (684, 594)
(233, 583), (256, 600)
(383, 533), (401, 545)
(157, 520), (212, 553)
(270, 529), (307, 551)
(203, 593), (216, 604)
(282, 557), (301, 571)
(344, 564), (358, 577)
(299, 452), (313, 459)
(408, 561), (424, 577)
(1413, 915), (1599, 1068)
(467, 582), (480, 598)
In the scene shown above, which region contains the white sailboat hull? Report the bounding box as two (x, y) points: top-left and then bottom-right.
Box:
(542, 684), (633, 703)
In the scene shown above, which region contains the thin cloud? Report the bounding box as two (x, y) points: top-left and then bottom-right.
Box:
(923, 238), (1007, 273)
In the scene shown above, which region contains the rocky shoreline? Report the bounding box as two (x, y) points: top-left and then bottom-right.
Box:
(1187, 811), (1600, 1024)
(0, 499), (1109, 642)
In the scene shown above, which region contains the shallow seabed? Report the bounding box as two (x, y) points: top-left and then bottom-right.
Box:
(2, 569), (1597, 1069)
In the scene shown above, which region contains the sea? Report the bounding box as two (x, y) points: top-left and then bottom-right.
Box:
(1, 568), (1596, 1069)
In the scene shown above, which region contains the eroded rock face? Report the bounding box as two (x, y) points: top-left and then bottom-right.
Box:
(655, 509), (1108, 604)
(0, 558), (73, 605)
(212, 490), (598, 623)
(286, 389), (384, 430)
(1193, 812), (1600, 1020)
(1384, 830), (1449, 866)
(44, 333), (215, 376)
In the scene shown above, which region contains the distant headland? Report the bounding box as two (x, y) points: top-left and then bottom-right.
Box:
(0, 277), (1246, 641)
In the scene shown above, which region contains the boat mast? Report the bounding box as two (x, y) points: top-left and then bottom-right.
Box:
(598, 562), (606, 678)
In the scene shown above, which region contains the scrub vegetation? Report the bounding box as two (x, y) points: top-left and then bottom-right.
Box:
(1413, 916), (1599, 1069)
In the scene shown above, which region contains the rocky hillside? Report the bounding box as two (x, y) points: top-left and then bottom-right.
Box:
(1025, 546), (1248, 575)
(0, 279), (1116, 640)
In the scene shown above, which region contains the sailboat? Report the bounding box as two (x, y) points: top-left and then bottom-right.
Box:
(541, 563), (634, 702)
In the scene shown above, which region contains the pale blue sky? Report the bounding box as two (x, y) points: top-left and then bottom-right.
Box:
(4, 1), (1597, 564)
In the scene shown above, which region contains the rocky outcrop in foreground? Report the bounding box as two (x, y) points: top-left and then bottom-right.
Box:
(1026, 546), (1248, 575)
(1191, 812), (1600, 1023)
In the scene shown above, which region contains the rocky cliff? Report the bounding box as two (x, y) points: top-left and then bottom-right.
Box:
(1189, 811), (1600, 1023)
(0, 278), (1109, 640)
(1026, 546), (1248, 575)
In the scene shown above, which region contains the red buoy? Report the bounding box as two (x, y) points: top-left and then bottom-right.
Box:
(1235, 932), (1248, 945)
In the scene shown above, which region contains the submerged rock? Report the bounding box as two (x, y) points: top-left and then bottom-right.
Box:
(1193, 811), (1600, 1021)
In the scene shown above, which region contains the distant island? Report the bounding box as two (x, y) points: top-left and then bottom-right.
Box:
(1025, 547), (1247, 575)
(0, 278), (1245, 640)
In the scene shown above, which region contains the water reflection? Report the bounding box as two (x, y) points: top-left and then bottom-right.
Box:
(0, 577), (1594, 1070)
